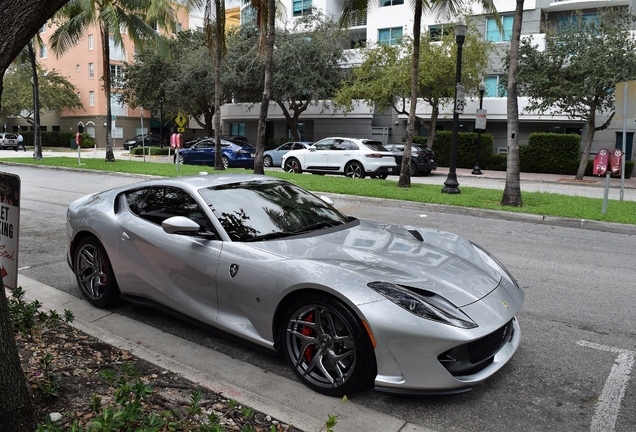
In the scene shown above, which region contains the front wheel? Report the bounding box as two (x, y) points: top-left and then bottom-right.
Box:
(282, 295), (375, 396)
(345, 161), (365, 179)
(73, 237), (120, 308)
(284, 158), (302, 174)
(264, 155), (273, 167)
(177, 153), (185, 165)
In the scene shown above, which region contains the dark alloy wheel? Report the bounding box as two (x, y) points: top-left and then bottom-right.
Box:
(73, 237), (120, 308)
(176, 153), (186, 165)
(264, 155), (273, 167)
(282, 295), (375, 396)
(345, 162), (365, 179)
(409, 162), (418, 176)
(284, 158), (302, 174)
(221, 155), (230, 169)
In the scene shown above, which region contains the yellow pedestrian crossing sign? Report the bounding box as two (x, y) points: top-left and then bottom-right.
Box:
(175, 113), (187, 127)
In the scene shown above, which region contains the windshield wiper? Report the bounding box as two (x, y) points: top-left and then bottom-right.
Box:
(289, 220), (345, 234)
(245, 231), (297, 242)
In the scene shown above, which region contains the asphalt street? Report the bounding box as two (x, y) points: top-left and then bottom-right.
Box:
(1, 156), (635, 432)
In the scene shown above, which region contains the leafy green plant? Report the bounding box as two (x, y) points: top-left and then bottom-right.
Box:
(36, 353), (61, 397)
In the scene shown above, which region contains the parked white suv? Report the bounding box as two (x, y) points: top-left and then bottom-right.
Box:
(0, 133), (18, 150)
(281, 137), (397, 179)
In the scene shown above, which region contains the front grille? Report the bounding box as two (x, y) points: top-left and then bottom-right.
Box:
(438, 319), (514, 376)
(468, 320), (513, 363)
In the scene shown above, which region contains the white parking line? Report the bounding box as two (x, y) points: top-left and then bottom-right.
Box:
(577, 340), (635, 432)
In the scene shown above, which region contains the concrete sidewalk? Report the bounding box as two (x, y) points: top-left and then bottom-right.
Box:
(15, 275), (434, 432)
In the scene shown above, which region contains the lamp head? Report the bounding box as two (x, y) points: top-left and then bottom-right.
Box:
(479, 79), (486, 93)
(455, 17), (467, 40)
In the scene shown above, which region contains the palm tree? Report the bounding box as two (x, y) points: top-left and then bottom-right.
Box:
(49, 0), (176, 162)
(341, 0), (500, 188)
(15, 35), (44, 159)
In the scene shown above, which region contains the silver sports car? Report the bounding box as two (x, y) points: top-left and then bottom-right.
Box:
(66, 173), (524, 396)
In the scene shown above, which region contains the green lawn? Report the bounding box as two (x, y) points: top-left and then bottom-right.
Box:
(6, 156), (636, 225)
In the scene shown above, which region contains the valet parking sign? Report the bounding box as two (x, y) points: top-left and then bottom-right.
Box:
(0, 172), (20, 290)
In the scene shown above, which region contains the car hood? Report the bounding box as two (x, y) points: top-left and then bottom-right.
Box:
(247, 219), (512, 308)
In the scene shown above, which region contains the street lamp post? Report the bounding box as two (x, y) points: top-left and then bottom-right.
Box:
(442, 18), (468, 194)
(472, 79), (486, 175)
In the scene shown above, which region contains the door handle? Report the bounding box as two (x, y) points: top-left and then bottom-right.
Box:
(121, 232), (131, 241)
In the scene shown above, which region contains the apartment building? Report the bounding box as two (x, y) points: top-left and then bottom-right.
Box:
(220, 0), (635, 159)
(5, 6), (191, 148)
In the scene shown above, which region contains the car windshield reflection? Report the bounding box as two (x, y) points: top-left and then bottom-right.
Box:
(198, 180), (350, 242)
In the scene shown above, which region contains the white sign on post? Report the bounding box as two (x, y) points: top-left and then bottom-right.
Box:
(475, 109), (487, 131)
(455, 84), (465, 114)
(0, 172), (20, 290)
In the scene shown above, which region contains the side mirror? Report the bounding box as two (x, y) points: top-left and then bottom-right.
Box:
(162, 216), (201, 234)
(309, 147), (316, 152)
(320, 195), (334, 206)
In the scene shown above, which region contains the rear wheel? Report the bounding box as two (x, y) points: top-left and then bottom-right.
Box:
(420, 169), (432, 176)
(345, 162), (365, 179)
(281, 295), (375, 396)
(73, 237), (120, 308)
(264, 155), (273, 167)
(284, 158), (302, 174)
(410, 162), (418, 176)
(221, 155), (230, 169)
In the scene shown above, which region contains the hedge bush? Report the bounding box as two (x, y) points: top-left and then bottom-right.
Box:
(519, 133), (580, 174)
(130, 146), (170, 156)
(430, 131), (494, 169)
(21, 131), (94, 148)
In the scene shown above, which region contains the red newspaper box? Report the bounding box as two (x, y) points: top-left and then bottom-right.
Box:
(592, 148), (609, 176)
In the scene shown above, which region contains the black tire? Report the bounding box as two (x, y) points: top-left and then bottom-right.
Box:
(73, 237), (120, 308)
(410, 162), (418, 176)
(221, 155), (230, 169)
(264, 155), (273, 167)
(284, 158), (302, 174)
(281, 295), (375, 396)
(345, 161), (365, 179)
(178, 153), (185, 165)
(420, 169), (432, 176)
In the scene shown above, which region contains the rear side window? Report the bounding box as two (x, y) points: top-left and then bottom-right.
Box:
(125, 186), (212, 231)
(363, 141), (388, 151)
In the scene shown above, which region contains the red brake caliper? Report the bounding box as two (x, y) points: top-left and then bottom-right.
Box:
(301, 311), (314, 362)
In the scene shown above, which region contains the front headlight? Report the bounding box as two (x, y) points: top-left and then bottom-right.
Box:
(367, 281), (477, 329)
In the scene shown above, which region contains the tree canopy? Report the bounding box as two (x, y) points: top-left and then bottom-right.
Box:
(335, 24), (492, 148)
(514, 8), (636, 179)
(223, 13), (348, 141)
(1, 65), (83, 123)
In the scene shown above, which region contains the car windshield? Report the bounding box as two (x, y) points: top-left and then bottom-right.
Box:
(199, 180), (350, 242)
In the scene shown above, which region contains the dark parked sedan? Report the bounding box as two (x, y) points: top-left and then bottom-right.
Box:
(175, 138), (255, 168)
(385, 143), (437, 176)
(123, 134), (162, 150)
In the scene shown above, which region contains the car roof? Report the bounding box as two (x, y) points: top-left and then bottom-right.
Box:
(121, 173), (279, 194)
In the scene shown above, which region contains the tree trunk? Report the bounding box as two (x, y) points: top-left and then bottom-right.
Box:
(426, 104), (440, 149)
(501, 0), (524, 207)
(212, 0), (225, 171)
(101, 22), (115, 162)
(28, 42), (42, 160)
(254, 0), (276, 175)
(0, 278), (36, 431)
(399, 0), (423, 188)
(576, 113), (597, 180)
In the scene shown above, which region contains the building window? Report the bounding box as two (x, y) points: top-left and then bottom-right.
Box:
(378, 27), (403, 45)
(558, 13), (599, 32)
(39, 24), (46, 33)
(52, 126), (60, 132)
(484, 75), (506, 97)
(293, 0), (312, 16)
(76, 64), (80, 71)
(39, 44), (47, 59)
(112, 126), (123, 139)
(110, 64), (125, 88)
(87, 125), (96, 138)
(77, 92), (81, 99)
(89, 63), (94, 78)
(486, 15), (514, 42)
(89, 91), (95, 106)
(110, 92), (127, 116)
(88, 34), (94, 50)
(40, 126), (47, 132)
(175, 22), (182, 33)
(109, 36), (125, 61)
(429, 24), (452, 41)
(230, 123), (245, 136)
(380, 0), (403, 6)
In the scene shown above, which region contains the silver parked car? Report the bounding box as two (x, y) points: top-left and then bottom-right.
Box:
(0, 132), (18, 150)
(263, 141), (313, 167)
(281, 137), (397, 179)
(66, 174), (524, 396)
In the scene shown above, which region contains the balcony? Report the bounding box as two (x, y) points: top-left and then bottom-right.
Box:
(548, 0), (628, 12)
(342, 10), (367, 27)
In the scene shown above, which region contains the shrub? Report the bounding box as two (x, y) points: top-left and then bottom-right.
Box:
(20, 131), (94, 148)
(130, 146), (169, 156)
(519, 133), (580, 174)
(431, 130), (493, 169)
(485, 153), (507, 171)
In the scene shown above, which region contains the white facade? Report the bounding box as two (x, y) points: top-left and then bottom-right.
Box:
(221, 0), (635, 158)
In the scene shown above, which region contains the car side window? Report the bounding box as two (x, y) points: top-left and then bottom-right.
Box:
(292, 143), (305, 150)
(338, 141), (358, 151)
(125, 187), (212, 232)
(279, 144), (292, 151)
(314, 139), (334, 150)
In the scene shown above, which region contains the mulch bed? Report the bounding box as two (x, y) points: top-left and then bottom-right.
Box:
(17, 322), (303, 431)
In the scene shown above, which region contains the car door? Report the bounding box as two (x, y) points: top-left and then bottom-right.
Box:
(328, 140), (359, 172)
(304, 138), (338, 171)
(116, 186), (222, 325)
(272, 143), (292, 165)
(189, 141), (216, 165)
